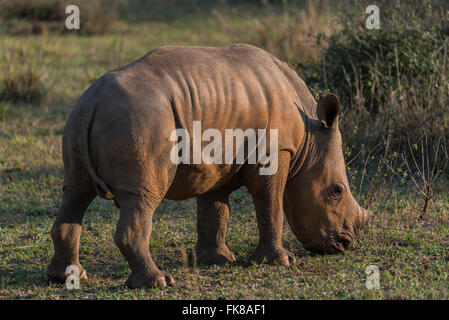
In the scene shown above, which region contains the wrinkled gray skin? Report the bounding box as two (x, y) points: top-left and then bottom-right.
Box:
(47, 44), (370, 289)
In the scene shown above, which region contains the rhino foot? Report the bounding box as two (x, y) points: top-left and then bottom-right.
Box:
(46, 259), (88, 283)
(250, 245), (296, 266)
(125, 270), (175, 289)
(195, 244), (236, 265)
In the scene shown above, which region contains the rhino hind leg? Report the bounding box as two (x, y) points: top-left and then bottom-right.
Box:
(113, 192), (174, 289)
(247, 151), (297, 266)
(195, 189), (236, 265)
(47, 186), (96, 283)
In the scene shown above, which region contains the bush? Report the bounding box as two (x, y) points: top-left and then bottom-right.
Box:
(0, 0), (65, 21)
(302, 1), (449, 151)
(248, 2), (334, 66)
(64, 0), (113, 35)
(1, 70), (43, 103)
(321, 20), (449, 116)
(0, 46), (45, 103)
(0, 0), (114, 35)
(298, 2), (449, 213)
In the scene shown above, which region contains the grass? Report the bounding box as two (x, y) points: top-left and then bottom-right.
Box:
(0, 172), (448, 299)
(0, 0), (448, 299)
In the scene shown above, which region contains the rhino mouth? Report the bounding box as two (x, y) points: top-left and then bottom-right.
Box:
(329, 238), (349, 253)
(303, 233), (353, 254)
(328, 233), (353, 253)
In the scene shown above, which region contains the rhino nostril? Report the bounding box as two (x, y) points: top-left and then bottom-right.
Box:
(341, 237), (351, 249)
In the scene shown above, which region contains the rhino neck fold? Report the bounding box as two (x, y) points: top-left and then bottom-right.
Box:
(287, 103), (311, 179)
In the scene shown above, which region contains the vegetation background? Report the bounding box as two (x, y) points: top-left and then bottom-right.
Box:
(0, 0), (448, 299)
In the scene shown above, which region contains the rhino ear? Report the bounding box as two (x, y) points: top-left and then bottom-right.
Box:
(317, 93), (340, 128)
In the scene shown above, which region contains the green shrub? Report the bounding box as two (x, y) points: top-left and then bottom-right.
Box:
(0, 0), (114, 35)
(302, 1), (449, 151)
(0, 0), (64, 21)
(1, 70), (43, 103)
(320, 19), (449, 115)
(0, 46), (44, 103)
(0, 102), (10, 120)
(61, 0), (114, 35)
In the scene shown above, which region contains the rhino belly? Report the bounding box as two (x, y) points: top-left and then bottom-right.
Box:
(164, 162), (239, 200)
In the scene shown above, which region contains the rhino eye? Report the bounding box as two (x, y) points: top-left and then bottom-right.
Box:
(328, 183), (345, 201)
(333, 185), (343, 195)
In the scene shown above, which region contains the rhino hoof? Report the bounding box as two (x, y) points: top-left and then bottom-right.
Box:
(195, 244), (236, 265)
(125, 271), (175, 289)
(46, 260), (88, 283)
(250, 246), (296, 266)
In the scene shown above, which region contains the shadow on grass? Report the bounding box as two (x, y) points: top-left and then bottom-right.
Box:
(1, 266), (49, 290)
(1, 166), (62, 184)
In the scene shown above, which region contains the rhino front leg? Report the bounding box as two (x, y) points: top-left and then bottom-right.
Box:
(114, 193), (174, 289)
(247, 151), (296, 266)
(195, 189), (236, 265)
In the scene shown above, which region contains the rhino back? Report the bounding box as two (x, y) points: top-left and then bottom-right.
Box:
(138, 44), (304, 135)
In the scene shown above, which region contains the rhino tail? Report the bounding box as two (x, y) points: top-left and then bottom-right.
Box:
(77, 102), (114, 200)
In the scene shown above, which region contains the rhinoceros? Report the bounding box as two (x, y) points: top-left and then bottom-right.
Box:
(47, 44), (370, 289)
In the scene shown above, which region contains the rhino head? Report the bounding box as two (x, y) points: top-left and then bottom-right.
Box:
(284, 93), (371, 254)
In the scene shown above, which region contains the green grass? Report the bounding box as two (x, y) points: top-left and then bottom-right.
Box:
(0, 171), (448, 299)
(0, 1), (448, 300)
